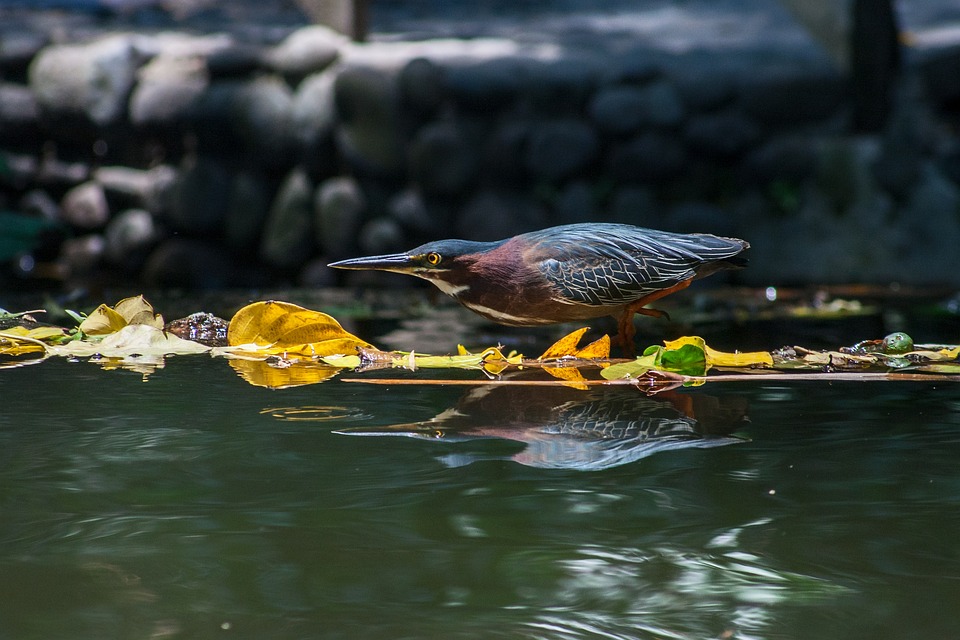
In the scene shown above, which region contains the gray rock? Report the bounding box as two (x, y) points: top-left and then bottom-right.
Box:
(552, 181), (597, 226)
(606, 132), (687, 183)
(444, 57), (526, 112)
(524, 118), (599, 181)
(606, 186), (659, 226)
(94, 165), (159, 210)
(399, 57), (447, 115)
(480, 120), (531, 184)
(665, 201), (738, 237)
(457, 189), (547, 241)
(60, 181), (110, 229)
(0, 82), (39, 142)
(899, 164), (960, 279)
(185, 77), (295, 163)
(225, 171), (273, 253)
(104, 208), (160, 267)
(36, 157), (91, 190)
(872, 76), (939, 198)
(232, 76), (296, 166)
(29, 35), (143, 129)
(388, 187), (437, 235)
(205, 43), (264, 78)
(0, 153), (37, 189)
(314, 176), (366, 259)
(18, 190), (59, 222)
(670, 66), (735, 112)
(589, 80), (685, 135)
(298, 257), (338, 288)
(918, 43), (960, 106)
(358, 217), (405, 255)
(738, 66), (845, 128)
(141, 165), (180, 216)
(185, 80), (242, 150)
(59, 234), (105, 276)
(142, 238), (234, 289)
(291, 68), (338, 150)
(265, 25), (346, 80)
(129, 50), (208, 127)
(524, 57), (601, 115)
(814, 137), (881, 214)
(334, 64), (406, 176)
(603, 50), (661, 84)
(408, 121), (478, 195)
(0, 30), (49, 77)
(166, 158), (231, 235)
(740, 136), (818, 184)
(684, 109), (761, 157)
(260, 168), (315, 269)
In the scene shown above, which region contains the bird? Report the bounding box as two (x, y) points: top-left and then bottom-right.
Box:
(329, 223), (749, 353)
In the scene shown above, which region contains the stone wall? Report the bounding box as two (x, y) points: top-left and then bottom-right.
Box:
(2, 23), (960, 292)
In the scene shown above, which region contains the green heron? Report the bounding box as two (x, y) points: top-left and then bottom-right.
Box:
(329, 223), (749, 352)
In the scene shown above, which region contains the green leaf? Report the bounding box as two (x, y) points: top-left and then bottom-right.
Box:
(660, 342), (708, 376)
(600, 351), (660, 380)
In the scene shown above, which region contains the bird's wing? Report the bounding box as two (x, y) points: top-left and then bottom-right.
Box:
(534, 225), (746, 306)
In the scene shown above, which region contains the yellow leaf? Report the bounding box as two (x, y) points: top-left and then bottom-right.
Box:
(906, 347), (960, 361)
(114, 295), (164, 328)
(227, 300), (373, 357)
(321, 354), (363, 368)
(78, 304), (129, 335)
(0, 326), (67, 341)
(539, 327), (589, 360)
(664, 336), (772, 369)
(538, 327), (609, 361)
(706, 346), (773, 368)
(78, 295), (163, 335)
(0, 331), (46, 355)
(574, 334), (610, 360)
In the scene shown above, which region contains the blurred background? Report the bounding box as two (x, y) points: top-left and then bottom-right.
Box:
(2, 0), (960, 300)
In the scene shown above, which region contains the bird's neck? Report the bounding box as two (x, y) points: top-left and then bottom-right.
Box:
(431, 278), (470, 297)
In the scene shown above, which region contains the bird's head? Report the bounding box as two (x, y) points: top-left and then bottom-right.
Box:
(328, 239), (499, 296)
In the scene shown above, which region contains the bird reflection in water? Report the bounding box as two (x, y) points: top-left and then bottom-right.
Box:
(336, 387), (749, 471)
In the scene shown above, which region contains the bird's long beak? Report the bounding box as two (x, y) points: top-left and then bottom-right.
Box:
(328, 253), (415, 274)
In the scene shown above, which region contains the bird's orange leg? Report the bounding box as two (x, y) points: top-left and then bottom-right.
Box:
(617, 279), (693, 355)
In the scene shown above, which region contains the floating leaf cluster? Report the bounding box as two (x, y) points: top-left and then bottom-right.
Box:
(1, 295), (958, 388)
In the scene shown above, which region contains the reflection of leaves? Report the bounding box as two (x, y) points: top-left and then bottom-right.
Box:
(226, 300), (372, 356)
(46, 324), (209, 378)
(228, 358), (340, 389)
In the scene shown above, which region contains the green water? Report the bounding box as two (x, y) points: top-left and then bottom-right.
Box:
(2, 349), (960, 639)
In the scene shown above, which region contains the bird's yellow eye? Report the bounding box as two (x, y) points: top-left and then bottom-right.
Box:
(425, 252), (442, 266)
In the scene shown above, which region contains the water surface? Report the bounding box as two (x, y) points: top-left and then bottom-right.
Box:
(2, 350), (959, 639)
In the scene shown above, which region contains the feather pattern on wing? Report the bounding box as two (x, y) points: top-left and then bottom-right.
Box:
(530, 223), (748, 306)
